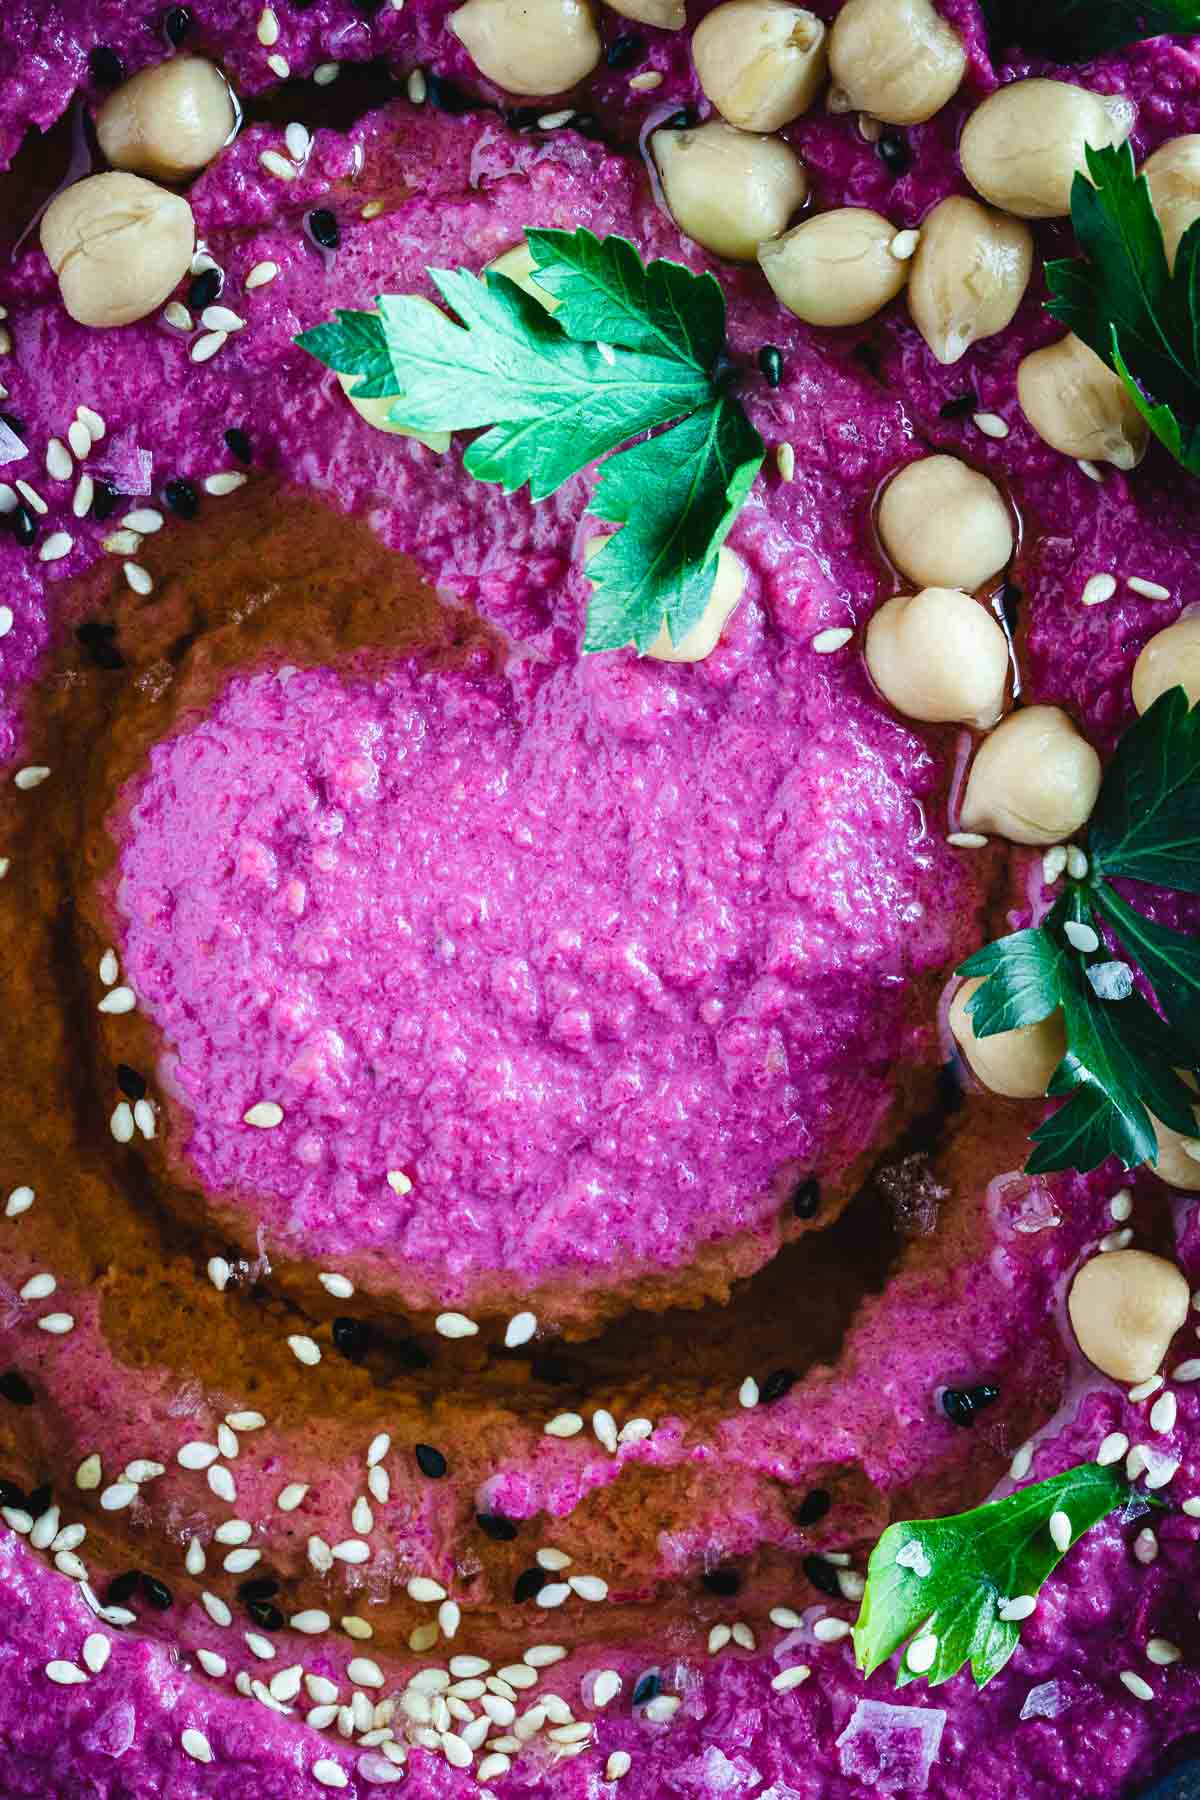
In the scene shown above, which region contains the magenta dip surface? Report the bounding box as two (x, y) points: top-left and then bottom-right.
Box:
(2, 3), (1200, 1799)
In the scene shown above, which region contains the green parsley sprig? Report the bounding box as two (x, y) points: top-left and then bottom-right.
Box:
(296, 228), (763, 654)
(958, 687), (1200, 1175)
(1047, 141), (1200, 477)
(854, 1463), (1149, 1690)
(983, 0), (1200, 60)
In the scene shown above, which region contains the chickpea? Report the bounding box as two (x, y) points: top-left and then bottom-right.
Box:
(692, 2), (828, 135)
(960, 79), (1135, 219)
(877, 456), (1013, 593)
(960, 705), (1101, 846)
(336, 297), (451, 451)
(447, 0), (601, 96)
(40, 171), (195, 328)
(1151, 1096), (1200, 1191)
(757, 206), (906, 327)
(949, 977), (1066, 1099)
(1132, 616), (1200, 715)
(95, 57), (236, 183)
(607, 0), (685, 27)
(653, 121), (808, 263)
(484, 243), (560, 311)
(867, 588), (1009, 728)
(585, 536), (746, 660)
(1068, 1249), (1189, 1383)
(827, 0), (966, 126)
(1141, 136), (1200, 269)
(1017, 333), (1148, 471)
(906, 196), (1033, 365)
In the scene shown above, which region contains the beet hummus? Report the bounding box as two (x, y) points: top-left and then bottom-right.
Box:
(3, 0), (1200, 1795)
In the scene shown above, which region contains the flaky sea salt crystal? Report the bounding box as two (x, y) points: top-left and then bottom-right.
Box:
(1020, 1681), (1073, 1721)
(665, 1748), (762, 1796)
(836, 1700), (947, 1793)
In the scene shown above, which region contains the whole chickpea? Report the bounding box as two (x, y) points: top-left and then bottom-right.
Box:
(757, 206), (906, 326)
(337, 301), (452, 453)
(949, 976), (1066, 1099)
(828, 0), (966, 126)
(584, 536), (746, 660)
(906, 196), (1033, 365)
(877, 455), (1013, 593)
(692, 1), (828, 134)
(960, 706), (1101, 846)
(1140, 135), (1200, 269)
(40, 171), (195, 328)
(96, 57), (237, 182)
(1132, 616), (1200, 714)
(867, 588), (1009, 728)
(607, 0), (685, 26)
(1068, 1249), (1190, 1382)
(959, 79), (1135, 219)
(1151, 1098), (1200, 1191)
(653, 121), (808, 262)
(447, 0), (602, 96)
(1017, 333), (1149, 471)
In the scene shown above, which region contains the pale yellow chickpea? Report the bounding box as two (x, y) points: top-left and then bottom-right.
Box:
(866, 589), (1009, 728)
(653, 121), (808, 263)
(1017, 333), (1149, 471)
(906, 196), (1033, 365)
(447, 0), (602, 95)
(40, 171), (195, 327)
(1140, 135), (1200, 269)
(960, 706), (1101, 846)
(1132, 616), (1200, 714)
(949, 976), (1066, 1099)
(585, 536), (746, 660)
(959, 79), (1135, 219)
(1151, 1106), (1200, 1191)
(96, 57), (237, 182)
(827, 0), (966, 126)
(1068, 1249), (1190, 1382)
(877, 456), (1013, 593)
(757, 207), (906, 326)
(692, 1), (828, 134)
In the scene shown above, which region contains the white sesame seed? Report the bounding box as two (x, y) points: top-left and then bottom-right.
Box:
(134, 1099), (156, 1140)
(208, 1464), (237, 1503)
(708, 1623), (731, 1653)
(738, 1377), (759, 1408)
(1049, 1510), (1072, 1552)
(0, 487), (13, 516)
(478, 1754), (510, 1782)
(569, 1575), (608, 1602)
(243, 1627), (274, 1656)
(439, 1599), (461, 1638)
(607, 1750), (633, 1780)
(14, 765), (49, 792)
(215, 1518), (253, 1544)
(46, 1661), (88, 1686)
(1110, 1188), (1133, 1222)
(82, 1634), (111, 1674)
(973, 412), (1008, 438)
(367, 1465), (390, 1504)
(537, 1548), (572, 1571)
(645, 1694), (681, 1722)
(123, 1459), (163, 1484)
(770, 1606), (804, 1628)
(732, 1621), (757, 1649)
(257, 6), (280, 44)
(205, 471), (249, 496)
(191, 329), (228, 364)
(772, 1663), (812, 1691)
(290, 1609), (331, 1634)
(811, 627), (853, 654)
(178, 1440), (220, 1470)
(227, 1410), (266, 1431)
(30, 1505), (60, 1548)
(68, 420), (92, 461)
(313, 63), (340, 86)
(123, 561), (153, 595)
(319, 1271), (355, 1299)
(1151, 1391), (1178, 1434)
(52, 1523), (86, 1553)
(244, 1100), (283, 1127)
(1143, 1450), (1180, 1489)
(19, 1272), (56, 1301)
(56, 1551), (88, 1581)
(1063, 919), (1099, 953)
(122, 508), (163, 534)
(629, 70), (663, 90)
(775, 442), (796, 482)
(75, 1455), (102, 1491)
(349, 1658), (385, 1689)
(332, 1538), (370, 1564)
(406, 70), (427, 103)
(1120, 1671), (1154, 1701)
(284, 121), (310, 162)
(1147, 1637), (1182, 1665)
(201, 305), (246, 334)
(6, 1186), (34, 1218)
(163, 301), (193, 331)
(98, 985), (136, 1016)
(890, 228), (920, 260)
(352, 1496), (373, 1534)
(39, 531), (74, 563)
(202, 1591), (232, 1627)
(947, 831), (989, 849)
(102, 530), (142, 556)
(1134, 1527), (1159, 1565)
(77, 406), (105, 441)
(313, 1762), (349, 1790)
(2, 1509), (31, 1534)
(45, 439), (72, 482)
(38, 1312), (75, 1335)
(16, 480), (47, 515)
(813, 1616), (852, 1642)
(1173, 1359), (1200, 1382)
(342, 1615), (373, 1640)
(1009, 1442), (1033, 1481)
(407, 1576), (447, 1603)
(100, 1481), (138, 1512)
(504, 1310), (537, 1348)
(1099, 1227), (1134, 1253)
(435, 1311), (479, 1339)
(619, 1417), (653, 1443)
(0, 605), (11, 634)
(267, 53), (290, 78)
(186, 1538), (205, 1575)
(260, 149), (297, 180)
(270, 1665), (303, 1701)
(197, 1649), (226, 1677)
(544, 1412), (583, 1437)
(71, 474), (94, 519)
(1127, 576), (1170, 600)
(288, 1334), (322, 1366)
(592, 1408), (618, 1453)
(245, 260), (280, 290)
(277, 1482), (309, 1511)
(1082, 573), (1117, 607)
(998, 1594), (1037, 1621)
(207, 1257), (231, 1292)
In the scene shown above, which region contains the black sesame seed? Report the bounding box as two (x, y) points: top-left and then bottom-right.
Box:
(140, 1573), (174, 1610)
(224, 427), (253, 464)
(660, 108), (693, 131)
(792, 1177), (820, 1220)
(939, 391), (978, 421)
(106, 1570), (142, 1607)
(426, 73), (477, 114)
(758, 346), (784, 389)
(26, 1482), (51, 1515)
(307, 209), (340, 252)
(188, 267), (222, 311)
(701, 1566), (740, 1597)
(513, 1566), (543, 1603)
(393, 1337), (431, 1371)
(803, 1554), (842, 1598)
(878, 130), (911, 177)
(505, 106), (543, 131)
(89, 45), (125, 85)
(414, 1443), (447, 1479)
(238, 1576), (280, 1601)
(476, 1512), (519, 1542)
(247, 1598), (285, 1630)
(632, 1672), (661, 1707)
(9, 506), (36, 549)
(91, 480), (120, 522)
(605, 30), (643, 67)
(163, 478), (199, 520)
(795, 1488), (832, 1527)
(164, 7), (192, 45)
(942, 1384), (1000, 1429)
(0, 1480), (28, 1509)
(116, 1064), (148, 1101)
(76, 621), (125, 671)
(332, 1316), (372, 1361)
(760, 1367), (797, 1405)
(0, 1372), (34, 1407)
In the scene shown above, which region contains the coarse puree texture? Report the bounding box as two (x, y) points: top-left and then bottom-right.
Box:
(1, 2), (1200, 1800)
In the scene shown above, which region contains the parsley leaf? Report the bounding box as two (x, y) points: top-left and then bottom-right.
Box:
(296, 231), (764, 653)
(983, 0), (1200, 60)
(1046, 142), (1200, 477)
(957, 689), (1200, 1175)
(854, 1464), (1147, 1690)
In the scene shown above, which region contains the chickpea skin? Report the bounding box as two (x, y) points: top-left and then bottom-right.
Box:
(960, 706), (1102, 846)
(1017, 333), (1149, 471)
(906, 196), (1033, 365)
(1132, 616), (1200, 714)
(1140, 135), (1200, 269)
(877, 456), (1013, 593)
(653, 121), (808, 263)
(96, 56), (237, 183)
(692, 1), (828, 135)
(949, 977), (1066, 1099)
(1068, 1249), (1190, 1383)
(757, 207), (906, 327)
(867, 588), (1009, 728)
(827, 0), (966, 126)
(959, 79), (1135, 219)
(40, 171), (195, 328)
(447, 0), (602, 96)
